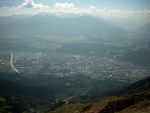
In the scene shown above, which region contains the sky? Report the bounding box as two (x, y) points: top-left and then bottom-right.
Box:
(0, 0), (150, 23)
(0, 0), (150, 10)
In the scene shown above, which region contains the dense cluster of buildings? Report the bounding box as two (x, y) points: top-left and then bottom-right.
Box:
(0, 52), (149, 82)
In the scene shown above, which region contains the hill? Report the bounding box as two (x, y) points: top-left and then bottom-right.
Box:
(119, 76), (150, 95)
(48, 76), (150, 113)
(0, 74), (150, 113)
(137, 23), (150, 35)
(47, 91), (150, 113)
(0, 72), (129, 112)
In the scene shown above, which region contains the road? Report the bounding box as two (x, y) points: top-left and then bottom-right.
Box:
(10, 52), (20, 73)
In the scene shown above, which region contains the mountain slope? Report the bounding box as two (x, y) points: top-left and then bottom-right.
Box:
(0, 72), (130, 110)
(48, 76), (150, 113)
(137, 23), (150, 35)
(48, 91), (150, 113)
(0, 13), (126, 37)
(119, 76), (150, 94)
(0, 72), (149, 113)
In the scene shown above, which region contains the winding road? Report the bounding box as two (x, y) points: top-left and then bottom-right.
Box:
(10, 52), (20, 73)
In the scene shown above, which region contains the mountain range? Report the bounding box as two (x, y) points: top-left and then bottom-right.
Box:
(0, 13), (125, 37)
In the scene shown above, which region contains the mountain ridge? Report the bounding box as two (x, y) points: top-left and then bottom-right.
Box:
(0, 13), (126, 37)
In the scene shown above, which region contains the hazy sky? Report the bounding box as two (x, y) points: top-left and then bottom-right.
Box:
(0, 0), (150, 10)
(0, 0), (150, 23)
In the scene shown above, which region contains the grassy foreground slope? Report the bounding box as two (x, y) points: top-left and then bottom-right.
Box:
(48, 91), (150, 113)
(48, 76), (150, 113)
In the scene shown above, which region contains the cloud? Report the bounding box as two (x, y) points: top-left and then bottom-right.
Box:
(18, 0), (49, 9)
(54, 3), (74, 10)
(0, 1), (150, 24)
(103, 7), (108, 12)
(89, 5), (97, 11)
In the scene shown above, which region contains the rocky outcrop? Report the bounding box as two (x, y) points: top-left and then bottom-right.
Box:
(82, 104), (92, 112)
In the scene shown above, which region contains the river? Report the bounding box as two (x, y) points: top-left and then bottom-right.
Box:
(10, 52), (20, 73)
